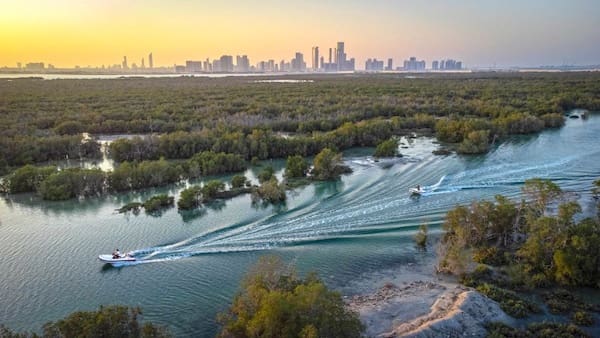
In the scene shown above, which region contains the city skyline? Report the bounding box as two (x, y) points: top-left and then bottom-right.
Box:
(1, 0), (599, 68)
(5, 39), (463, 73)
(10, 44), (467, 74)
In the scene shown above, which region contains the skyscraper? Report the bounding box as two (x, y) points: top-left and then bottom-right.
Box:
(291, 52), (306, 72)
(236, 55), (250, 72)
(185, 60), (202, 73)
(216, 55), (233, 72)
(148, 53), (153, 69)
(386, 58), (393, 71)
(122, 56), (128, 69)
(336, 42), (346, 71)
(403, 57), (426, 71)
(312, 46), (319, 71)
(365, 59), (384, 71)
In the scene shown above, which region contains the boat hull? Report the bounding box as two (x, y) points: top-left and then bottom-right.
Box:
(98, 254), (136, 263)
(409, 188), (424, 195)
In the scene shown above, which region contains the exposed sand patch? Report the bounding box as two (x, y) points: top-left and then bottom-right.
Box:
(346, 280), (513, 338)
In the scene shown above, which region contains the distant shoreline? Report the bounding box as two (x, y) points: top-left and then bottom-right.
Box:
(1, 68), (599, 80)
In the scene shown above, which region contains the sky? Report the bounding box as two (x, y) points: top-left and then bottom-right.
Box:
(1, 0), (599, 69)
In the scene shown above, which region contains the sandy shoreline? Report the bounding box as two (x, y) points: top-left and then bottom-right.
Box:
(342, 257), (513, 337)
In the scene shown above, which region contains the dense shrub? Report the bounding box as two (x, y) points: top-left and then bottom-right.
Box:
(231, 174), (248, 189)
(0, 305), (171, 337)
(39, 168), (106, 200)
(218, 255), (364, 338)
(258, 166), (275, 183)
(311, 148), (350, 180)
(6, 165), (56, 193)
(109, 159), (184, 192)
(188, 151), (246, 177)
(458, 130), (490, 154)
(2, 73), (599, 168)
(284, 155), (308, 178)
(201, 180), (226, 200)
(572, 311), (594, 326)
(486, 321), (590, 338)
(177, 186), (202, 210)
(254, 178), (287, 204)
(414, 224), (428, 249)
(476, 283), (539, 318)
(373, 138), (398, 157)
(142, 194), (174, 213)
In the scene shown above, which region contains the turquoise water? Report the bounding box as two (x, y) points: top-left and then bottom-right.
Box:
(1, 113), (599, 336)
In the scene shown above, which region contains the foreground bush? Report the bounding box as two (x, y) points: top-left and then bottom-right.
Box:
(476, 283), (539, 318)
(0, 305), (171, 338)
(486, 321), (589, 338)
(218, 255), (364, 338)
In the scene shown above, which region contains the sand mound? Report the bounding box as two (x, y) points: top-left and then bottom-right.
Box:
(346, 281), (512, 338)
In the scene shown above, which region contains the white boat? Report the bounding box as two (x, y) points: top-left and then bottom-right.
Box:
(409, 187), (424, 195)
(98, 254), (136, 263)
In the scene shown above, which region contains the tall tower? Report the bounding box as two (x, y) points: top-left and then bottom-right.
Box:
(312, 46), (319, 71)
(328, 48), (332, 64)
(336, 42), (345, 71)
(148, 53), (153, 69)
(122, 56), (128, 69)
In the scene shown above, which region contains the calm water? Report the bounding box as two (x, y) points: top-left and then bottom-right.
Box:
(1, 113), (599, 336)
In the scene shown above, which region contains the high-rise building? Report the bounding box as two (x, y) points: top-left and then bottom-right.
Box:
(291, 52), (306, 72)
(336, 42), (346, 71)
(328, 48), (332, 64)
(219, 55), (234, 72)
(141, 58), (145, 69)
(212, 59), (221, 72)
(432, 60), (439, 70)
(312, 46), (319, 71)
(403, 57), (426, 71)
(236, 55), (250, 72)
(365, 58), (384, 71)
(437, 59), (462, 70)
(122, 56), (128, 70)
(334, 48), (337, 65)
(25, 62), (45, 71)
(148, 53), (153, 69)
(186, 60), (202, 73)
(386, 58), (393, 71)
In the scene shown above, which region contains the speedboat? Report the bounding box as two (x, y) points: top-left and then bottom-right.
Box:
(98, 253), (136, 263)
(409, 187), (424, 195)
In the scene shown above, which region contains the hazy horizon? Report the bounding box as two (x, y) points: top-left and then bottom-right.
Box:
(1, 0), (599, 69)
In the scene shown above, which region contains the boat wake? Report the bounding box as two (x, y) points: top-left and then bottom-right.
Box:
(119, 146), (591, 266)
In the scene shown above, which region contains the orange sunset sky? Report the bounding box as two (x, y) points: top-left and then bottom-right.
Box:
(1, 0), (599, 68)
